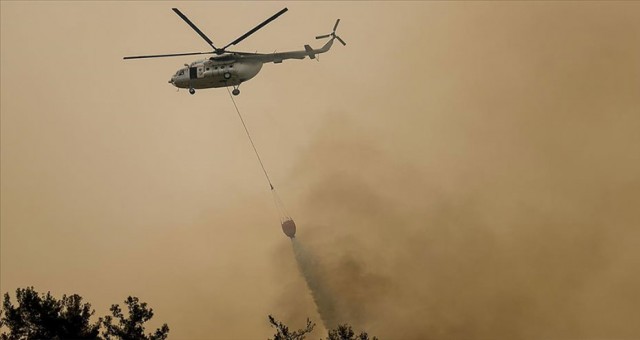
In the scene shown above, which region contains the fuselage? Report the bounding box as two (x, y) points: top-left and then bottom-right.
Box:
(125, 7), (343, 95)
(169, 55), (263, 89)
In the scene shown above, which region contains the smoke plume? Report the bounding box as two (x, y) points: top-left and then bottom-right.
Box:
(273, 4), (640, 338)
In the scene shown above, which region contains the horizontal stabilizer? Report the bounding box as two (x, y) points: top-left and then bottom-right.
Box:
(304, 44), (316, 59)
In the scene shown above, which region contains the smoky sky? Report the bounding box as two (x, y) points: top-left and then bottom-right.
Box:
(271, 3), (640, 339)
(2, 2), (640, 339)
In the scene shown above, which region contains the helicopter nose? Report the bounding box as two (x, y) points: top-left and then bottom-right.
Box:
(168, 76), (174, 84)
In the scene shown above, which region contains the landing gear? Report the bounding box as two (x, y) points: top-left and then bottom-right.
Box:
(231, 84), (240, 96)
(189, 88), (195, 95)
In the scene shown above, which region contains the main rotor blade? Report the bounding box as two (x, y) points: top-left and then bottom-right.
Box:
(223, 7), (288, 49)
(225, 50), (261, 55)
(316, 34), (331, 39)
(172, 8), (218, 50)
(124, 51), (214, 60)
(336, 36), (346, 46)
(333, 19), (340, 32)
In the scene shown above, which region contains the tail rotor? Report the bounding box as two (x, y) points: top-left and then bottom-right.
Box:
(316, 19), (346, 46)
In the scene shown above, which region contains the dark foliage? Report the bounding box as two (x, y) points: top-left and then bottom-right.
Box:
(268, 316), (378, 340)
(0, 287), (100, 340)
(1, 287), (168, 340)
(268, 315), (315, 340)
(1, 287), (376, 340)
(102, 296), (169, 340)
(326, 324), (378, 340)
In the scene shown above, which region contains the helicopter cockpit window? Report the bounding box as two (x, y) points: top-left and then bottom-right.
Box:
(178, 70), (184, 76)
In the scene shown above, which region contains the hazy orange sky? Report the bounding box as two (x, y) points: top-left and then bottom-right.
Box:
(2, 2), (640, 339)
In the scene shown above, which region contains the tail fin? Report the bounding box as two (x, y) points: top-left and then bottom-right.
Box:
(304, 44), (316, 59)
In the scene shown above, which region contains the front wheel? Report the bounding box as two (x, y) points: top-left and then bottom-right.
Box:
(232, 89), (240, 96)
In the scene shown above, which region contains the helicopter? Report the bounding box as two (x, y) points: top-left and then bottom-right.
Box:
(124, 8), (345, 96)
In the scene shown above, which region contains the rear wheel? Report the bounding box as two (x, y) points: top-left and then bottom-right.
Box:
(189, 88), (195, 95)
(232, 89), (240, 96)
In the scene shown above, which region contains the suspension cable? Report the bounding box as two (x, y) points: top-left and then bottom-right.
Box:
(226, 87), (274, 190)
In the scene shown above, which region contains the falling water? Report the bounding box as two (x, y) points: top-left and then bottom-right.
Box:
(291, 238), (337, 330)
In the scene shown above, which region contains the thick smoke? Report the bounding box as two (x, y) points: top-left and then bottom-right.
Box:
(276, 116), (640, 339)
(273, 4), (640, 338)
